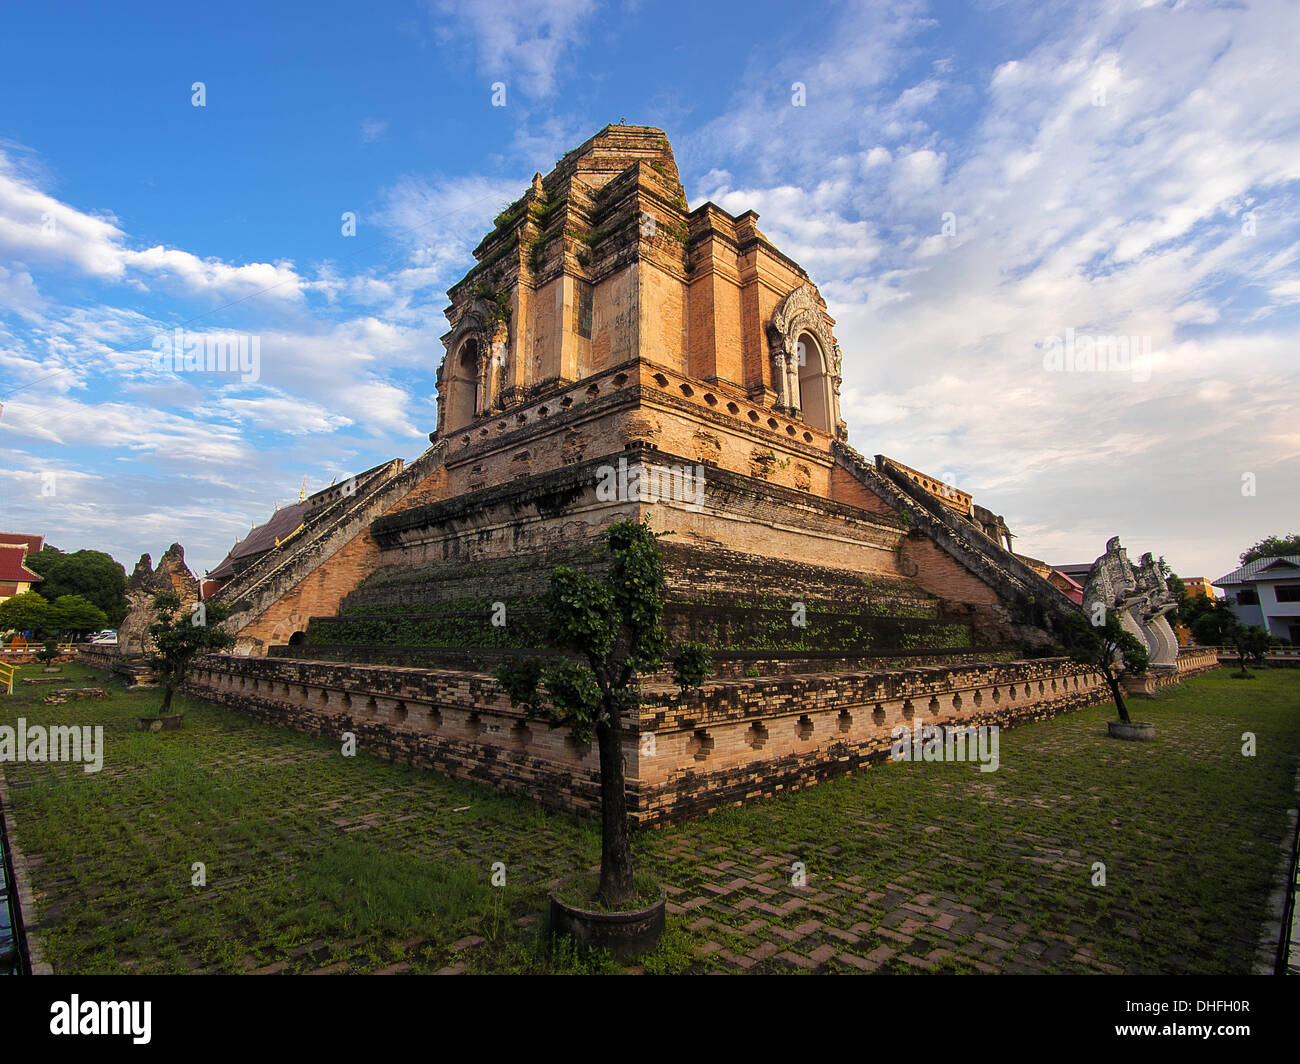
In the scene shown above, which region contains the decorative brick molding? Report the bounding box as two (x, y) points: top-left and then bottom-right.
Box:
(1174, 646), (1219, 679)
(183, 654), (1109, 826)
(183, 656), (604, 817)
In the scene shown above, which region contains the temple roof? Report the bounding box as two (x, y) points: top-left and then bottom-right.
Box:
(0, 543), (42, 583)
(208, 502), (310, 580)
(0, 533), (44, 554)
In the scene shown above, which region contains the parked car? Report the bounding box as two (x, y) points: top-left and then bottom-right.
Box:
(89, 630), (118, 645)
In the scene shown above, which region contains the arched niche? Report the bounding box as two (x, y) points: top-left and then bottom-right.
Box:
(768, 282), (843, 434)
(446, 338), (481, 433)
(796, 331), (834, 433)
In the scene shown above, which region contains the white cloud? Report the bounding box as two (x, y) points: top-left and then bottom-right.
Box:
(0, 392), (246, 459)
(0, 145), (306, 302)
(127, 246), (304, 301)
(677, 0), (1300, 579)
(889, 148), (945, 203)
(430, 0), (601, 98)
(218, 395), (353, 435)
(0, 264), (44, 318)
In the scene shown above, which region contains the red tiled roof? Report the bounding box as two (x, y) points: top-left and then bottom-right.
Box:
(0, 533), (43, 554)
(0, 544), (41, 583)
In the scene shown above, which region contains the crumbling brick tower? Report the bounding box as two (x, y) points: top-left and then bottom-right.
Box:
(203, 125), (1089, 821)
(356, 124), (1072, 649)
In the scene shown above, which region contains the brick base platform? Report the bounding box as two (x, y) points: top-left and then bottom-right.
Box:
(180, 654), (1127, 825)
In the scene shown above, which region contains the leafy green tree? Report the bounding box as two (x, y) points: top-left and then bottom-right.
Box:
(1180, 592), (1218, 626)
(22, 545), (63, 579)
(0, 591), (50, 635)
(147, 593), (235, 715)
(1190, 599), (1237, 645)
(46, 595), (108, 638)
(1240, 534), (1300, 565)
(497, 519), (710, 907)
(25, 547), (127, 625)
(1066, 611), (1150, 723)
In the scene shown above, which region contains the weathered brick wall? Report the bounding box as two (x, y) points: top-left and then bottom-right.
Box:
(834, 445), (1083, 642)
(640, 255), (685, 376)
(214, 457), (424, 649)
(183, 653), (1110, 826)
(385, 465), (450, 516)
(831, 465), (898, 515)
(371, 446), (907, 581)
(434, 361), (838, 503)
(74, 646), (153, 685)
(633, 658), (1109, 821)
(302, 539), (961, 660)
(685, 649), (1009, 679)
(683, 204), (811, 393)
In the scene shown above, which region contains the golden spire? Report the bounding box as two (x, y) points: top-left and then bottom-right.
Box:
(299, 477), (307, 502)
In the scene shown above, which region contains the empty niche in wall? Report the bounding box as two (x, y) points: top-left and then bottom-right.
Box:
(688, 729), (714, 761)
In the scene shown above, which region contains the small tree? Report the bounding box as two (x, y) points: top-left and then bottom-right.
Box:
(147, 593), (235, 715)
(1229, 624), (1270, 676)
(497, 519), (710, 908)
(1067, 611), (1150, 723)
(1250, 629), (1275, 666)
(36, 640), (60, 669)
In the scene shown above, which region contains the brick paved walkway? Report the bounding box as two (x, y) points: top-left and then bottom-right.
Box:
(3, 666), (1296, 974)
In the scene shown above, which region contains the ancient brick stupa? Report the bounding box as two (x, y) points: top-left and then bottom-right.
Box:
(193, 125), (1158, 822)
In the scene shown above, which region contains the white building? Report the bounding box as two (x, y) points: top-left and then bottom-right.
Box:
(1212, 555), (1300, 644)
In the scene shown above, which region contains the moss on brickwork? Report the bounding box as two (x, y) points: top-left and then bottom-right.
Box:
(307, 609), (547, 650)
(305, 601), (970, 656)
(295, 532), (979, 662)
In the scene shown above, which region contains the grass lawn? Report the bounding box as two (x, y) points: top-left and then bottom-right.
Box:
(0, 661), (1296, 974)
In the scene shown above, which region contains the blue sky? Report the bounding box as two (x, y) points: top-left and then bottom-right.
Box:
(2, 0), (1298, 583)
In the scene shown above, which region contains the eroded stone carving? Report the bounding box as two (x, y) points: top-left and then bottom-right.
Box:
(118, 544), (200, 656)
(1081, 537), (1178, 667)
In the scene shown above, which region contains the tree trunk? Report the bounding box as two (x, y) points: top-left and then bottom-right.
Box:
(594, 702), (634, 909)
(159, 684), (175, 715)
(1105, 670), (1130, 723)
